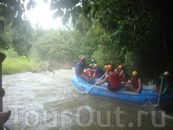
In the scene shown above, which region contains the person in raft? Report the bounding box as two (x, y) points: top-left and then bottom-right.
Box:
(89, 59), (97, 70)
(117, 64), (129, 83)
(92, 67), (105, 81)
(86, 59), (98, 79)
(75, 56), (90, 82)
(155, 71), (173, 95)
(85, 65), (94, 78)
(122, 71), (142, 93)
(95, 64), (121, 91)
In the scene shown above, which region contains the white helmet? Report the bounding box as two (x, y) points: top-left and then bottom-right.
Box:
(163, 71), (170, 76)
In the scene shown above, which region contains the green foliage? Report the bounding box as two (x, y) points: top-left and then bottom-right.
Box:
(28, 49), (41, 62)
(0, 0), (173, 84)
(0, 0), (36, 30)
(1, 48), (18, 58)
(71, 0), (173, 83)
(50, 0), (81, 25)
(1, 49), (39, 74)
(0, 0), (36, 50)
(2, 56), (38, 75)
(31, 29), (82, 65)
(12, 20), (35, 56)
(0, 24), (14, 49)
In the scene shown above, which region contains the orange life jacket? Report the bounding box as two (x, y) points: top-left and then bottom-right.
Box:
(109, 72), (120, 88)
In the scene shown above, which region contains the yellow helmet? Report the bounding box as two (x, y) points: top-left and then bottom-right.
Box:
(132, 71), (138, 76)
(104, 65), (108, 69)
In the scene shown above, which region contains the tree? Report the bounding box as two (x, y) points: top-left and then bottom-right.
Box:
(0, 0), (36, 49)
(1, 0), (173, 82)
(12, 20), (35, 56)
(49, 0), (173, 82)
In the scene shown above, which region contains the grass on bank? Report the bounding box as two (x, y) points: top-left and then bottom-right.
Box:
(1, 49), (74, 75)
(2, 56), (74, 75)
(2, 56), (39, 75)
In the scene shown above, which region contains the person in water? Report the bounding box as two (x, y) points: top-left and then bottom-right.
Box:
(95, 64), (121, 91)
(75, 56), (90, 82)
(123, 71), (142, 93)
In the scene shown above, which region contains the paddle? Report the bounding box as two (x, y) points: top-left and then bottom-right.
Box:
(85, 72), (108, 94)
(144, 76), (164, 108)
(155, 76), (163, 107)
(143, 95), (159, 108)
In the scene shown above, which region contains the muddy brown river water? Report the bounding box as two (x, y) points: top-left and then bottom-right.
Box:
(2, 69), (173, 130)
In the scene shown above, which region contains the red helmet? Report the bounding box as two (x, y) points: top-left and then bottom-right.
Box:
(107, 64), (114, 71)
(80, 57), (85, 61)
(118, 64), (124, 69)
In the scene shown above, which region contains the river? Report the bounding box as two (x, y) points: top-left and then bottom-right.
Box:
(2, 69), (173, 130)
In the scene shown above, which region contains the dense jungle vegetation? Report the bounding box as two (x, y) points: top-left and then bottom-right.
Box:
(0, 0), (173, 84)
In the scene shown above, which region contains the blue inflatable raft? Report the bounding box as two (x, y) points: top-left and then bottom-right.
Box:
(71, 76), (173, 103)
